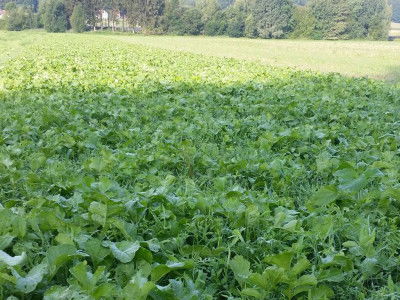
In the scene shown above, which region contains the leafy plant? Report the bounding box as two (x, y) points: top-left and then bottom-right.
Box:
(0, 32), (399, 299)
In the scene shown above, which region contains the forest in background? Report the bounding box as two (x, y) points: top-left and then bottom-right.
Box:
(0, 0), (398, 41)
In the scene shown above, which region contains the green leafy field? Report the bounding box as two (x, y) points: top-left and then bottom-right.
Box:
(0, 31), (400, 299)
(104, 33), (400, 84)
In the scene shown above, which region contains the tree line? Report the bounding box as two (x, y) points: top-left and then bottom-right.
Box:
(0, 0), (394, 40)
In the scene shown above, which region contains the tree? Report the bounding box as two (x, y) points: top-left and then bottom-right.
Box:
(197, 0), (219, 23)
(126, 0), (165, 32)
(309, 0), (390, 40)
(83, 0), (100, 30)
(181, 7), (203, 34)
(4, 2), (34, 30)
(44, 0), (68, 32)
(70, 2), (86, 32)
(244, 14), (257, 37)
(164, 0), (184, 33)
(290, 5), (316, 38)
(146, 0), (165, 31)
(309, 0), (352, 39)
(253, 0), (295, 38)
(224, 7), (244, 37)
(357, 0), (390, 40)
(225, 0), (253, 37)
(204, 10), (227, 35)
(226, 15), (244, 37)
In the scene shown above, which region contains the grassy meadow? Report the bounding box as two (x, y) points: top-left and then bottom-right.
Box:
(0, 31), (45, 66)
(0, 30), (400, 299)
(107, 33), (400, 83)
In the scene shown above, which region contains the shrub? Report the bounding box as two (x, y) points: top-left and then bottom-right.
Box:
(244, 14), (257, 38)
(253, 0), (295, 38)
(44, 0), (67, 32)
(181, 8), (203, 35)
(70, 3), (86, 33)
(290, 5), (316, 39)
(204, 11), (228, 35)
(226, 16), (245, 37)
(4, 3), (34, 31)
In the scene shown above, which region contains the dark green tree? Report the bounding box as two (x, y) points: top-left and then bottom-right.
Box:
(253, 0), (295, 38)
(354, 0), (390, 40)
(225, 6), (244, 37)
(83, 0), (100, 30)
(126, 0), (165, 32)
(197, 0), (219, 23)
(244, 13), (257, 37)
(44, 0), (68, 32)
(70, 2), (86, 32)
(309, 0), (390, 40)
(163, 0), (183, 33)
(309, 0), (351, 39)
(146, 0), (165, 31)
(204, 10), (227, 35)
(181, 7), (203, 34)
(4, 2), (34, 30)
(290, 5), (316, 38)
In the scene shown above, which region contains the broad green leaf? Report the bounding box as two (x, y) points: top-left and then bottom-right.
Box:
(316, 151), (333, 173)
(123, 271), (155, 300)
(359, 223), (376, 255)
(12, 263), (47, 293)
(360, 257), (378, 277)
(241, 288), (263, 299)
(295, 274), (318, 287)
(318, 268), (347, 283)
(89, 201), (107, 226)
(92, 283), (115, 299)
(291, 257), (311, 276)
(342, 241), (358, 248)
(55, 233), (74, 245)
(0, 235), (14, 250)
(151, 260), (194, 282)
(150, 264), (170, 282)
(0, 250), (26, 266)
(248, 266), (286, 290)
(70, 261), (93, 291)
(0, 272), (16, 284)
(286, 274), (317, 299)
(264, 251), (294, 270)
(70, 260), (110, 297)
(84, 238), (110, 265)
(309, 285), (334, 300)
(43, 285), (81, 299)
(88, 157), (107, 172)
(104, 241), (140, 263)
(229, 255), (251, 283)
(307, 186), (338, 210)
(309, 215), (333, 240)
(321, 254), (353, 271)
(334, 168), (372, 194)
(47, 244), (79, 276)
(0, 154), (13, 168)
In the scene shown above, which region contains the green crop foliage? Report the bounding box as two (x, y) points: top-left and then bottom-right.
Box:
(0, 32), (400, 299)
